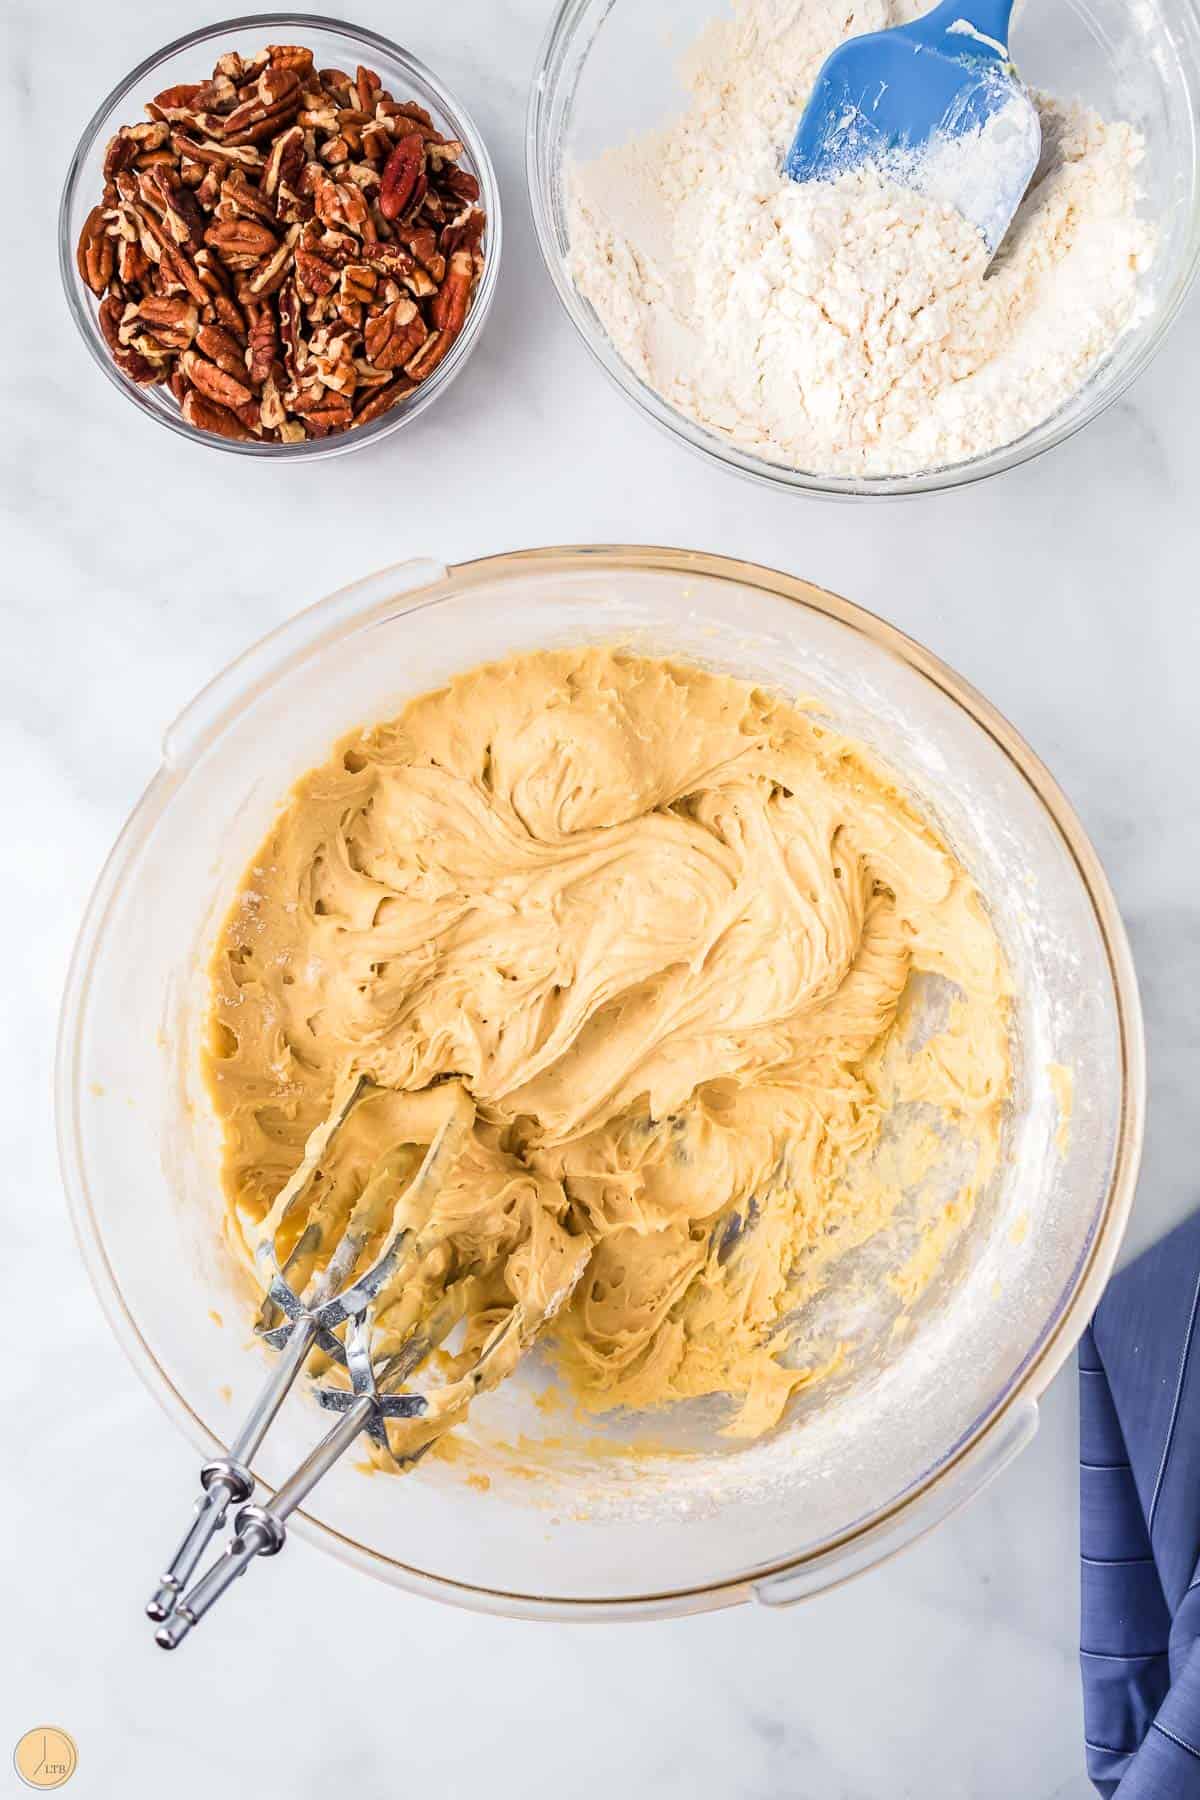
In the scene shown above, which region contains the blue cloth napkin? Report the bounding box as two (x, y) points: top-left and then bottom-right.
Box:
(1081, 1210), (1200, 1796)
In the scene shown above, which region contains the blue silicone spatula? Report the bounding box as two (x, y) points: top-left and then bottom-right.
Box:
(784, 0), (1041, 253)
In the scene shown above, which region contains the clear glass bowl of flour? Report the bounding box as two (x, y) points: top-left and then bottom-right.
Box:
(528, 0), (1200, 497)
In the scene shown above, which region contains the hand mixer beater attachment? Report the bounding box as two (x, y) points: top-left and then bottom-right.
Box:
(146, 1073), (588, 1648)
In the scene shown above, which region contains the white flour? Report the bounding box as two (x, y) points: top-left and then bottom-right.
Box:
(567, 0), (1156, 478)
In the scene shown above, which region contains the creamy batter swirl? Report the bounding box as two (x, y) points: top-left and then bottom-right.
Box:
(208, 649), (1010, 1446)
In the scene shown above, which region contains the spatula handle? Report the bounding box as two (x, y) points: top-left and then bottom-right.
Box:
(905, 0), (1015, 57)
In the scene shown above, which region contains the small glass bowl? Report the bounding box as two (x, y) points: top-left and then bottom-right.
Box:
(527, 0), (1200, 498)
(59, 13), (502, 460)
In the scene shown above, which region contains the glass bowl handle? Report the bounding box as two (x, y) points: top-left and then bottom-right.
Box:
(162, 558), (449, 768)
(753, 1399), (1039, 1607)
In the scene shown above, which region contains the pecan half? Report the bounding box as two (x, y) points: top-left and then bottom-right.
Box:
(364, 295), (426, 370)
(181, 348), (254, 410)
(222, 68), (302, 146)
(204, 216), (278, 265)
(196, 320), (248, 376)
(379, 133), (425, 220)
(77, 207), (114, 295)
(181, 388), (254, 439)
(267, 45), (315, 78)
(130, 295), (199, 350)
(430, 248), (475, 338)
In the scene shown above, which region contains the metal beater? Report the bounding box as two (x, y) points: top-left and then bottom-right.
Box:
(146, 1072), (587, 1648)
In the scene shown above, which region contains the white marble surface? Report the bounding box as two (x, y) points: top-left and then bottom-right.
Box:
(5, 0), (1200, 1793)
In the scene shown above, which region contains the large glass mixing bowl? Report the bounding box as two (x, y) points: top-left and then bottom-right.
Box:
(57, 548), (1143, 1618)
(527, 0), (1200, 497)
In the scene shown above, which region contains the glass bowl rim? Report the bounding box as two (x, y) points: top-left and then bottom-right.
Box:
(525, 0), (1200, 500)
(58, 10), (503, 461)
(55, 544), (1146, 1616)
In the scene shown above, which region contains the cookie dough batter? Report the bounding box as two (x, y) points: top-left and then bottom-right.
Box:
(208, 649), (1011, 1447)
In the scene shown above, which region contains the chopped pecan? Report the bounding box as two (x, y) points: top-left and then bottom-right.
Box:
(360, 122), (392, 164)
(129, 295), (199, 350)
(404, 173), (429, 221)
(211, 289), (248, 336)
(341, 263), (376, 305)
(401, 258), (437, 299)
(246, 228), (298, 297)
(218, 166), (277, 224)
(246, 307), (281, 385)
(262, 123), (305, 202)
(151, 81), (205, 113)
(98, 294), (161, 383)
(195, 163), (222, 208)
(299, 99), (340, 134)
(355, 65), (382, 115)
(151, 95), (229, 136)
(352, 357), (393, 390)
(137, 149), (178, 175)
(402, 225), (445, 284)
(442, 206), (486, 257)
(377, 100), (443, 141)
(308, 323), (357, 392)
(336, 261), (375, 326)
(440, 167), (481, 207)
(364, 295), (426, 370)
(222, 68), (302, 145)
(194, 245), (237, 299)
(103, 134), (137, 180)
(158, 238), (211, 306)
(260, 372), (286, 429)
(404, 328), (448, 380)
(232, 396), (264, 435)
(353, 375), (417, 425)
(313, 169), (369, 233)
(116, 236), (151, 287)
(172, 132), (264, 171)
(277, 274), (305, 383)
(290, 385), (353, 434)
(295, 240), (339, 298)
(140, 165), (205, 248)
(104, 121), (170, 180)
